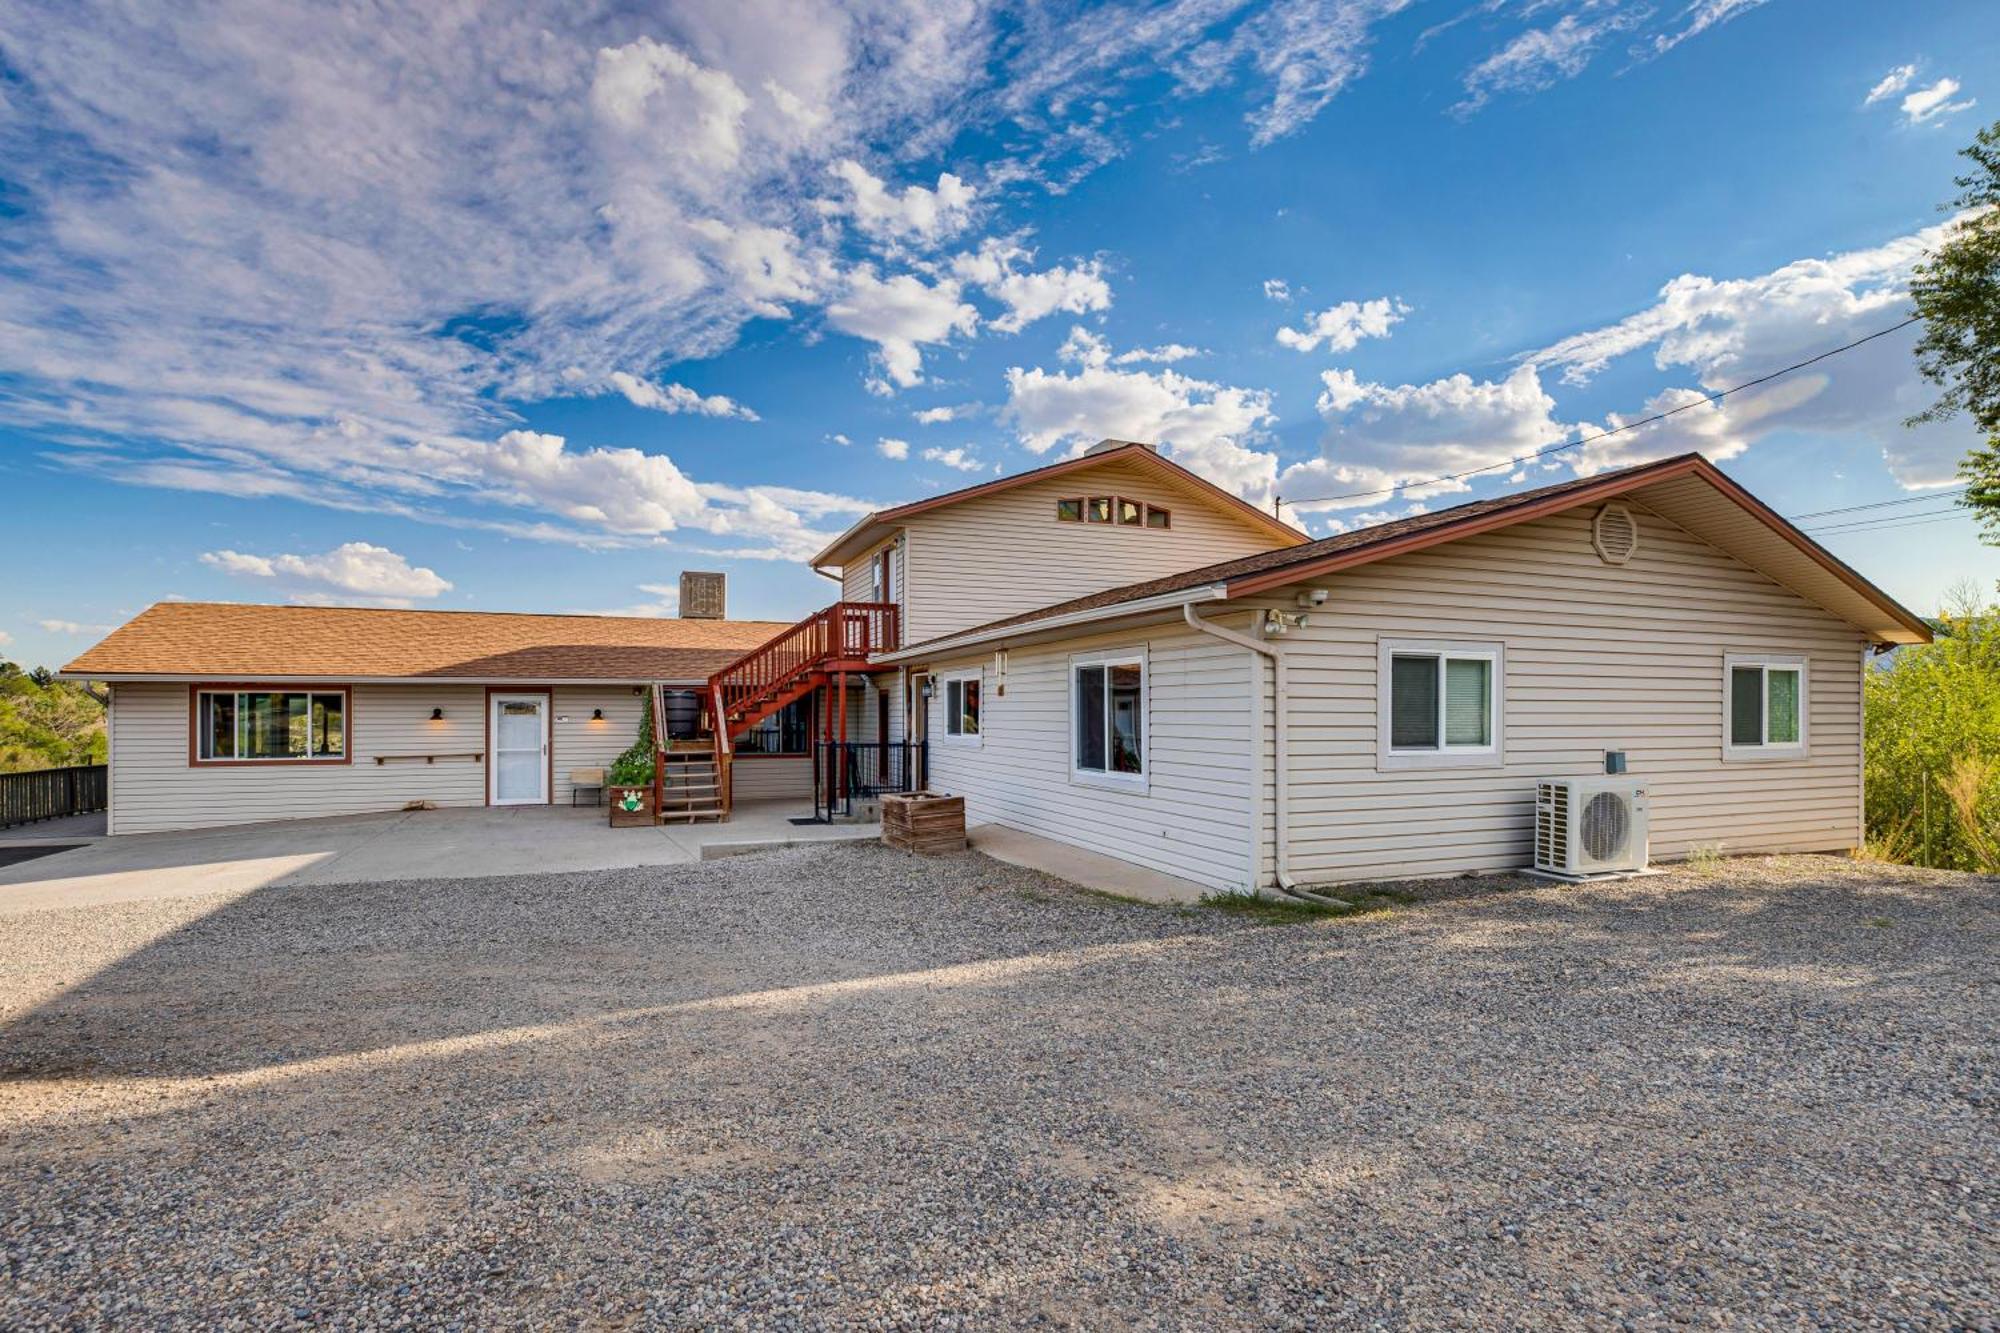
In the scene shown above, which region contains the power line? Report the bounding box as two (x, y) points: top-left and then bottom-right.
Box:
(1788, 486), (1969, 520)
(1801, 510), (1976, 536)
(1275, 315), (1922, 512)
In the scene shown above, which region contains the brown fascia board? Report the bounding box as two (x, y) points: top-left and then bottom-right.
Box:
(808, 443), (1304, 570)
(1221, 454), (1933, 643)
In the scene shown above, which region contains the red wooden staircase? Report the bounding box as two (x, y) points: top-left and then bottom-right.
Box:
(707, 601), (899, 739)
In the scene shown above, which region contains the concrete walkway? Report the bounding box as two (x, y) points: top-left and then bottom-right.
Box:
(0, 803), (876, 914)
(967, 822), (1212, 905)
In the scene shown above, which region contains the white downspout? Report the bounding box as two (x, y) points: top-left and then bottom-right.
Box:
(1183, 604), (1346, 908)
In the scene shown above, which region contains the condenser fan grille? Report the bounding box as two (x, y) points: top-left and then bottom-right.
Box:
(1579, 791), (1631, 862)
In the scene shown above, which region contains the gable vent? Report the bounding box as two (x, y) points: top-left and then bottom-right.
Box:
(1592, 503), (1639, 565)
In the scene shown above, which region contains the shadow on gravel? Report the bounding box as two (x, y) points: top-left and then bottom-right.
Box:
(1, 848), (1993, 1328)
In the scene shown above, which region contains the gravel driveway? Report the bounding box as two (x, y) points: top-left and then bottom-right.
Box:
(2, 846), (1993, 1329)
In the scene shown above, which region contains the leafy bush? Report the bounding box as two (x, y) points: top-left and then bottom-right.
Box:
(607, 700), (657, 786)
(1864, 588), (2000, 871)
(0, 660), (107, 773)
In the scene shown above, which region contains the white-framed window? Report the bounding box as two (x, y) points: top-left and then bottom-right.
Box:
(940, 669), (981, 744)
(1376, 640), (1503, 770)
(1723, 654), (1808, 760)
(1070, 649), (1147, 790)
(194, 688), (348, 764)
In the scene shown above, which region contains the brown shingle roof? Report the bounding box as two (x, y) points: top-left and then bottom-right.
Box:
(61, 603), (792, 681)
(892, 452), (1931, 652)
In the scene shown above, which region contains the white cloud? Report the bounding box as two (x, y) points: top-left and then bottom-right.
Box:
(913, 404), (974, 423)
(1529, 214), (1986, 487)
(37, 619), (113, 635)
(0, 630), (12, 648)
(877, 437), (910, 460)
(1006, 327), (1280, 502)
(1275, 297), (1407, 353)
(1263, 278), (1293, 302)
(831, 159), (976, 244)
(951, 239), (1111, 335)
(1899, 77), (1976, 127)
(201, 541), (453, 606)
(1865, 64), (1917, 106)
(1176, 0), (1417, 146)
(1115, 343), (1205, 365)
(607, 372), (758, 420)
(1282, 362), (1571, 511)
(921, 446), (984, 472)
(587, 582), (682, 619)
(1455, 9), (1648, 116)
(1648, 0), (1769, 57)
(824, 267), (978, 388)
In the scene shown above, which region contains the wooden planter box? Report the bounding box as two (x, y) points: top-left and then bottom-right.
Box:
(882, 791), (966, 854)
(607, 784), (654, 828)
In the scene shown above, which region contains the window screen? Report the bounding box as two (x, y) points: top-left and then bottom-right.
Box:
(1730, 666), (1764, 746)
(1075, 664), (1106, 769)
(946, 678), (980, 736)
(1389, 655), (1440, 749)
(1766, 668), (1800, 744)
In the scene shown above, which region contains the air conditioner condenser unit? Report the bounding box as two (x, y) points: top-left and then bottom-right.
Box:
(1533, 777), (1650, 879)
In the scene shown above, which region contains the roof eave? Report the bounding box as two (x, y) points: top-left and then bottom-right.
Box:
(877, 583), (1231, 663)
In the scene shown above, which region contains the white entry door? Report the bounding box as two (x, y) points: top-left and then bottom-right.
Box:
(490, 693), (549, 805)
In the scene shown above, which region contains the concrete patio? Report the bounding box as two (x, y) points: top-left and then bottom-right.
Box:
(0, 802), (876, 914)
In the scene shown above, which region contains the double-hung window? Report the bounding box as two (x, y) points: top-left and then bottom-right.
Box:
(941, 671), (981, 743)
(1724, 654), (1807, 760)
(195, 688), (348, 763)
(1378, 641), (1502, 769)
(1072, 651), (1145, 789)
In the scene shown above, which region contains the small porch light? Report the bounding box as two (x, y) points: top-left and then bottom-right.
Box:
(591, 708), (604, 721)
(430, 707), (445, 721)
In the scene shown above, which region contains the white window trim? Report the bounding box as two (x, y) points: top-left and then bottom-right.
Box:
(1723, 653), (1809, 762)
(1069, 647), (1149, 793)
(938, 667), (983, 747)
(1376, 639), (1505, 772)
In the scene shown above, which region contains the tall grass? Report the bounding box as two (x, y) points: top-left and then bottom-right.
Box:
(1864, 589), (2000, 872)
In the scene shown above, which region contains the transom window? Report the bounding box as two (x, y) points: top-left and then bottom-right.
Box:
(1056, 496), (1171, 529)
(1377, 641), (1503, 769)
(196, 689), (346, 762)
(1072, 652), (1145, 788)
(942, 671), (981, 741)
(1725, 655), (1807, 759)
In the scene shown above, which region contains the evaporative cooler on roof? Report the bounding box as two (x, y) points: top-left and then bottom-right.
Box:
(679, 570), (727, 619)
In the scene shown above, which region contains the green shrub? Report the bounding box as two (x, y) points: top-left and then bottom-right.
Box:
(607, 701), (656, 786)
(1864, 589), (2000, 870)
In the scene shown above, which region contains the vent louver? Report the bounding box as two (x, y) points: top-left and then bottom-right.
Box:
(1592, 503), (1639, 565)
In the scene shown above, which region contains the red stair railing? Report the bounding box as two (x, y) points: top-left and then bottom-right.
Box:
(708, 601), (899, 734)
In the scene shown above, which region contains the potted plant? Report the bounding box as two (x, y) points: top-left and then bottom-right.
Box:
(606, 705), (656, 827)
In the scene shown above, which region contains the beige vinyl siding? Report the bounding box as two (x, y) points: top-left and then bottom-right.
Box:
(550, 685), (647, 805)
(900, 458), (1283, 644)
(1266, 504), (1869, 885)
(109, 681), (660, 834)
(923, 622), (1257, 892)
(733, 756), (813, 800)
(840, 536), (905, 641)
(109, 683), (488, 834)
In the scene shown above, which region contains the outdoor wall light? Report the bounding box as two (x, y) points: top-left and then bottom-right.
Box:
(430, 707), (445, 721)
(591, 708), (604, 721)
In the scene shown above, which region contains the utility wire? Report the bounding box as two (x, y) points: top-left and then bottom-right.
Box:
(1275, 315), (1922, 512)
(1801, 510), (1975, 536)
(1788, 486), (1969, 520)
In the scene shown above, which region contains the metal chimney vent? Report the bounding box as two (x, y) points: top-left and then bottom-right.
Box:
(679, 570), (726, 619)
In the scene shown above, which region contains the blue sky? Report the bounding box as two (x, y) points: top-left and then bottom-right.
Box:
(1, 0), (1995, 669)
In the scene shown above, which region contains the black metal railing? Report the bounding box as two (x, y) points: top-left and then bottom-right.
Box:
(0, 764), (108, 829)
(814, 740), (926, 820)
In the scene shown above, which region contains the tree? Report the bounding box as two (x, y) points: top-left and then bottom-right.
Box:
(0, 660), (107, 772)
(1908, 119), (2000, 542)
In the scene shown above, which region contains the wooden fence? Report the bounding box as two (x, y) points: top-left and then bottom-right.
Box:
(0, 764), (108, 829)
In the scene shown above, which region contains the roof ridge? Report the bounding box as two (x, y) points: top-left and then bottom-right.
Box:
(143, 601), (792, 625)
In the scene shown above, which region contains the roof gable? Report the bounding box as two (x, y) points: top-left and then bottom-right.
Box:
(888, 454), (1931, 655)
(810, 441), (1305, 569)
